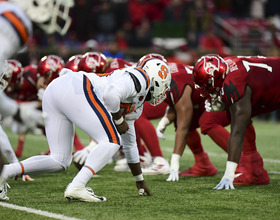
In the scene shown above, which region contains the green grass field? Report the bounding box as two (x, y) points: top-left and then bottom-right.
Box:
(0, 118), (279, 220)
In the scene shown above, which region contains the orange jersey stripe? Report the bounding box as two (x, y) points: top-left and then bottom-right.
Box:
(85, 78), (119, 144)
(2, 11), (28, 45)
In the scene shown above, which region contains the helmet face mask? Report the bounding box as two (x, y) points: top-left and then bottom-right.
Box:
(11, 0), (74, 35)
(0, 60), (23, 91)
(78, 52), (107, 73)
(138, 58), (171, 106)
(193, 54), (228, 98)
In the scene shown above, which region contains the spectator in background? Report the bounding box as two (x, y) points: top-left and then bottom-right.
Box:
(128, 0), (149, 28)
(186, 0), (213, 49)
(129, 19), (153, 48)
(103, 40), (125, 59)
(199, 29), (231, 57)
(163, 0), (187, 22)
(95, 0), (117, 43)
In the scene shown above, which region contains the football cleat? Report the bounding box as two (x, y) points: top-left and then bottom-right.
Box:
(64, 184), (106, 202)
(141, 157), (170, 175)
(114, 158), (130, 172)
(0, 177), (10, 201)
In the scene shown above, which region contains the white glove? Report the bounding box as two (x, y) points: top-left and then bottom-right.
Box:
(213, 178), (234, 190)
(213, 161), (237, 190)
(166, 170), (179, 181)
(156, 116), (170, 140)
(73, 140), (97, 165)
(37, 88), (45, 101)
(166, 153), (180, 181)
(205, 98), (225, 112)
(18, 101), (47, 129)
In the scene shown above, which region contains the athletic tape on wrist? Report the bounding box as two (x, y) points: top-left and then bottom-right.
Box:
(114, 116), (124, 125)
(134, 174), (144, 182)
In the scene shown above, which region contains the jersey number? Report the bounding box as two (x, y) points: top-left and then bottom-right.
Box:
(242, 60), (272, 73)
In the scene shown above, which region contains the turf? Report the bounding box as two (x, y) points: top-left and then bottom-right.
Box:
(0, 118), (279, 220)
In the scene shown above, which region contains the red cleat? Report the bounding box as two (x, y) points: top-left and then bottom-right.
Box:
(234, 151), (270, 185)
(179, 152), (217, 177)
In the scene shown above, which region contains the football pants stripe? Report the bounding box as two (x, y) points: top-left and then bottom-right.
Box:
(1, 11), (29, 46)
(83, 75), (120, 145)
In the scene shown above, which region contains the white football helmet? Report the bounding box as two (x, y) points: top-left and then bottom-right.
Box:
(10, 0), (74, 35)
(138, 58), (171, 106)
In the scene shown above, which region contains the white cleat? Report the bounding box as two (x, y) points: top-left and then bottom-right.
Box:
(142, 156), (170, 175)
(114, 158), (130, 172)
(64, 184), (106, 202)
(0, 178), (10, 201)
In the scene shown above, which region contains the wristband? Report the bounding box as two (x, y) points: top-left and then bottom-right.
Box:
(134, 174), (144, 182)
(223, 161), (238, 182)
(170, 153), (180, 171)
(114, 116), (124, 125)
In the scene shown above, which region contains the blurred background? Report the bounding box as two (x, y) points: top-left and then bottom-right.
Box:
(16, 0), (280, 66)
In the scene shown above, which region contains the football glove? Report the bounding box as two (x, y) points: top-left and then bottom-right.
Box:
(205, 98), (226, 112)
(73, 140), (97, 165)
(166, 154), (180, 181)
(37, 88), (45, 101)
(213, 178), (235, 190)
(156, 116), (170, 140)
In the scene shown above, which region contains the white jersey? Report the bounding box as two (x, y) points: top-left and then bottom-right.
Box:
(0, 1), (32, 70)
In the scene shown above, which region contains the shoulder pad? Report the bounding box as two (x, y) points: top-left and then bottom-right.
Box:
(126, 71), (141, 93)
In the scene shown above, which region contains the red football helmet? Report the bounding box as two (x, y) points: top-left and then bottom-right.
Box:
(192, 54), (228, 97)
(137, 53), (167, 66)
(0, 59), (23, 91)
(65, 54), (83, 72)
(37, 55), (65, 83)
(78, 52), (107, 73)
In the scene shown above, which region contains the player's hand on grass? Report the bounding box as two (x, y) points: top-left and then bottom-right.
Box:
(213, 178), (235, 190)
(166, 169), (179, 181)
(136, 180), (152, 196)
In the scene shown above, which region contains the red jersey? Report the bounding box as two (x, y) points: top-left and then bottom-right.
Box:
(165, 62), (206, 130)
(17, 64), (38, 101)
(105, 58), (133, 73)
(222, 56), (280, 116)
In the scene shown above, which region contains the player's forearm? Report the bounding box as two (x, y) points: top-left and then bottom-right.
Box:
(173, 129), (188, 156)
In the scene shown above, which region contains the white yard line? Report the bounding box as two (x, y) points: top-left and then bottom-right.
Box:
(0, 202), (83, 220)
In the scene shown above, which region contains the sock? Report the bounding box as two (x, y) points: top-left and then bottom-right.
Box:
(187, 129), (204, 155)
(15, 139), (24, 157)
(73, 132), (85, 151)
(242, 123), (257, 155)
(134, 117), (163, 157)
(71, 143), (120, 187)
(206, 125), (229, 152)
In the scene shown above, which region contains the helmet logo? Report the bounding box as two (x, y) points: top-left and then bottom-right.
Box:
(46, 57), (58, 72)
(158, 65), (169, 79)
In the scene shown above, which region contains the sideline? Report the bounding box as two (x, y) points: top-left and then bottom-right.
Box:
(0, 202), (83, 220)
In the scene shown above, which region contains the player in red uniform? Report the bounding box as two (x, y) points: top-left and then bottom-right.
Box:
(138, 60), (218, 178)
(193, 54), (277, 189)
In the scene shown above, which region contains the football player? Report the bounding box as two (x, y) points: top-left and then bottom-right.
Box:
(71, 52), (135, 168)
(133, 54), (217, 179)
(192, 54), (278, 189)
(0, 57), (171, 202)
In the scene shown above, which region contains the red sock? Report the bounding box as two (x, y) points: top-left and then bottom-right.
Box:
(134, 117), (163, 157)
(15, 139), (24, 157)
(73, 132), (85, 151)
(206, 125), (229, 152)
(242, 123), (257, 155)
(187, 129), (204, 155)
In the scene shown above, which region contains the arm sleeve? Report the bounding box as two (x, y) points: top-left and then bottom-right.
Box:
(0, 91), (18, 117)
(103, 75), (135, 113)
(121, 120), (140, 164)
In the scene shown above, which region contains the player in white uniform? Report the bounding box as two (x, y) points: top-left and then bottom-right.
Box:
(0, 58), (172, 202)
